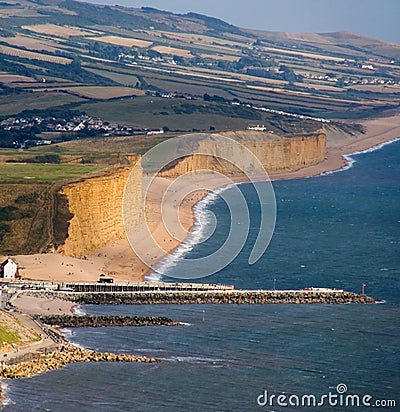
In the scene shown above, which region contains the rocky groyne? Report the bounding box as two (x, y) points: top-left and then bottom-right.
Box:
(0, 342), (159, 379)
(35, 315), (180, 328)
(63, 290), (375, 305)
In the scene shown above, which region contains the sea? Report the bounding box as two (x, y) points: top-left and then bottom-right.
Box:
(2, 140), (399, 411)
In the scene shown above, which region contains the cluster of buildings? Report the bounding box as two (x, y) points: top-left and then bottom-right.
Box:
(1, 114), (126, 134)
(303, 72), (400, 87)
(118, 53), (180, 66)
(1, 114), (165, 147)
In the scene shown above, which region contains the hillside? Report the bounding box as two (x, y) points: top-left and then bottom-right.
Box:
(0, 0), (398, 141)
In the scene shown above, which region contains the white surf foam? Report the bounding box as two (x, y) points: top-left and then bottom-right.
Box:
(167, 355), (228, 364)
(133, 348), (166, 353)
(60, 328), (75, 338)
(148, 184), (234, 280)
(73, 305), (86, 316)
(1, 381), (14, 407)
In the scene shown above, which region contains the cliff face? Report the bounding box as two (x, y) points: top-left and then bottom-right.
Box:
(59, 156), (142, 257)
(57, 132), (325, 258)
(159, 131), (326, 177)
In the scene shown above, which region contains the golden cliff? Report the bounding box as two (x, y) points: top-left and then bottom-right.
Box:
(158, 131), (326, 177)
(59, 156), (142, 258)
(57, 131), (325, 258)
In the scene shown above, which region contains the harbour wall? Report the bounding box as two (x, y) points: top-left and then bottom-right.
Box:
(42, 290), (375, 305)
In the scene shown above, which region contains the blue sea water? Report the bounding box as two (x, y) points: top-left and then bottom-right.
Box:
(2, 140), (399, 411)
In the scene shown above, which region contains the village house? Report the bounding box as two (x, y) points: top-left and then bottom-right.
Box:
(247, 124), (267, 131)
(0, 258), (18, 279)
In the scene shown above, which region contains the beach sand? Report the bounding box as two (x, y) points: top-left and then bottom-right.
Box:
(12, 294), (77, 316)
(3, 113), (400, 284)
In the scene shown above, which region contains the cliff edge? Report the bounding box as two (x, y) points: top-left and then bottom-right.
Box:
(158, 131), (326, 177)
(58, 155), (142, 258)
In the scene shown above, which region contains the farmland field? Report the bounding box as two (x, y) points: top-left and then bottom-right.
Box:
(0, 163), (105, 182)
(200, 53), (240, 61)
(0, 44), (71, 64)
(78, 96), (258, 129)
(1, 34), (64, 53)
(89, 35), (153, 48)
(22, 24), (102, 38)
(152, 45), (193, 58)
(84, 68), (140, 86)
(78, 95), (321, 134)
(162, 31), (250, 48)
(53, 134), (174, 156)
(0, 73), (36, 84)
(58, 86), (145, 99)
(0, 92), (85, 116)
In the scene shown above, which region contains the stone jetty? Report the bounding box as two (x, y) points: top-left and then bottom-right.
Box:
(35, 314), (180, 328)
(0, 342), (160, 380)
(62, 290), (375, 305)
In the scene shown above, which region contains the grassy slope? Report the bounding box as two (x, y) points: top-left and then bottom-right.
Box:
(0, 310), (40, 352)
(0, 163), (105, 182)
(0, 92), (85, 117)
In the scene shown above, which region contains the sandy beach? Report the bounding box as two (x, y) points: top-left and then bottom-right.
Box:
(11, 294), (77, 316)
(3, 113), (400, 284)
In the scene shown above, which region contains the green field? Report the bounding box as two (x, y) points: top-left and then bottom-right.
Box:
(0, 324), (21, 345)
(80, 97), (255, 130)
(0, 91), (85, 116)
(0, 311), (40, 349)
(0, 163), (105, 182)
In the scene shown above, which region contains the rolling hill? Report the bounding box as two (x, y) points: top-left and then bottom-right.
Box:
(0, 0), (398, 136)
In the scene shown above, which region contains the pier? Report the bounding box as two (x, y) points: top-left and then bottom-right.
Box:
(63, 281), (234, 293)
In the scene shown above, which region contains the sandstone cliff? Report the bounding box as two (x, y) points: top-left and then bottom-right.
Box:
(57, 131), (325, 258)
(158, 131), (326, 177)
(59, 156), (142, 257)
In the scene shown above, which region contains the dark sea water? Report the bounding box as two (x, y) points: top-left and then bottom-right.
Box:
(3, 140), (399, 411)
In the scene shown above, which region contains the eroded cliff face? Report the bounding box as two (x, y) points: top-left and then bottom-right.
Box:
(57, 132), (325, 258)
(158, 131), (326, 177)
(59, 156), (142, 258)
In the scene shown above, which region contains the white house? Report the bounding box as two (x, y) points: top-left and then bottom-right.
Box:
(0, 258), (18, 279)
(146, 129), (165, 136)
(247, 124), (267, 132)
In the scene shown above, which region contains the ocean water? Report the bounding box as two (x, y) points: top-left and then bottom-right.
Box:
(2, 140), (399, 411)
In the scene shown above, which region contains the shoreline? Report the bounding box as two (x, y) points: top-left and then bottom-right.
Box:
(148, 114), (400, 281)
(2, 113), (400, 284)
(0, 285), (376, 396)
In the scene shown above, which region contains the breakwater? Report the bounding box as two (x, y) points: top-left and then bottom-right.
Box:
(0, 342), (160, 379)
(61, 290), (375, 305)
(36, 315), (180, 328)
